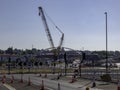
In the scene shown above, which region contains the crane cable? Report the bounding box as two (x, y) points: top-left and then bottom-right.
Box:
(43, 9), (63, 34)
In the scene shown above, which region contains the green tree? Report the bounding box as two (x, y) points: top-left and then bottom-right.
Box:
(6, 47), (13, 54)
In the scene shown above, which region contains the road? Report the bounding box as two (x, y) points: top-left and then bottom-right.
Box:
(3, 74), (102, 90)
(0, 83), (9, 90)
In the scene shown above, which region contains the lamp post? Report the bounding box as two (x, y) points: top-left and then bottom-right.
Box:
(8, 56), (11, 74)
(105, 12), (108, 74)
(79, 52), (85, 77)
(64, 52), (67, 76)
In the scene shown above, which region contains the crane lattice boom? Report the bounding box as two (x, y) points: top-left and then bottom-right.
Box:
(38, 6), (64, 55)
(38, 7), (55, 49)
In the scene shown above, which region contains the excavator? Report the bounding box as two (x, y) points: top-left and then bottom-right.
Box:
(38, 6), (64, 73)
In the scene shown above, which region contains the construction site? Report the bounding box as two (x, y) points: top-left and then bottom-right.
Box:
(1, 0), (120, 90)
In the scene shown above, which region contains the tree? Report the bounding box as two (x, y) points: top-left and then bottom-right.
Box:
(0, 49), (4, 54)
(6, 47), (13, 54)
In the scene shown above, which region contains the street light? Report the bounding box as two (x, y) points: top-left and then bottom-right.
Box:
(105, 12), (108, 74)
(100, 14), (112, 82)
(79, 52), (85, 77)
(64, 52), (67, 76)
(8, 57), (11, 74)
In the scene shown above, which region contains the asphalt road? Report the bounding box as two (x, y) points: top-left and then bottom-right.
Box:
(4, 74), (102, 90)
(0, 83), (9, 90)
(1, 73), (118, 90)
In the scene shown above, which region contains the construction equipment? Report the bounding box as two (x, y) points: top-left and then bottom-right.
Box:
(38, 6), (64, 73)
(38, 6), (64, 54)
(38, 7), (54, 49)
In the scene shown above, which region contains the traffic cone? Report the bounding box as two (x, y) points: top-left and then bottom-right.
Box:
(10, 75), (14, 84)
(44, 73), (47, 78)
(118, 80), (120, 90)
(28, 77), (31, 86)
(86, 87), (90, 90)
(3, 74), (6, 79)
(2, 77), (6, 84)
(58, 83), (61, 90)
(59, 73), (62, 77)
(1, 74), (6, 82)
(20, 75), (23, 83)
(40, 80), (44, 90)
(20, 78), (23, 83)
(69, 75), (75, 83)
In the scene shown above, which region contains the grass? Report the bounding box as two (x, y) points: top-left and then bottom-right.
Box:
(0, 67), (74, 74)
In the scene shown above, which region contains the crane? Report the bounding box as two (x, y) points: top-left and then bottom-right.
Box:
(38, 7), (55, 49)
(38, 6), (64, 59)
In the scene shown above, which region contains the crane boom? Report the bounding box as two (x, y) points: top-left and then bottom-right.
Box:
(38, 6), (64, 56)
(38, 7), (55, 49)
(59, 33), (64, 48)
(38, 6), (64, 74)
(55, 26), (64, 48)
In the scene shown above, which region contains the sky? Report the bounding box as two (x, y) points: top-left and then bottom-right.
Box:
(0, 0), (120, 51)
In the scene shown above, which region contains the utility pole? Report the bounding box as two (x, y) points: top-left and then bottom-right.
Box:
(8, 57), (11, 74)
(101, 15), (112, 81)
(64, 52), (67, 76)
(105, 12), (108, 74)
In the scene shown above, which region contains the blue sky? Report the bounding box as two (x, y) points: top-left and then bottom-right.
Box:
(0, 0), (120, 51)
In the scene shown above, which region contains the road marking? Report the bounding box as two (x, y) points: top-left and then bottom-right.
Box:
(3, 84), (16, 90)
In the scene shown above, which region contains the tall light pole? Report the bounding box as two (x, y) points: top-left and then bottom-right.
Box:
(105, 12), (108, 73)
